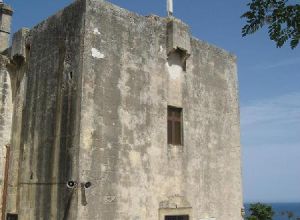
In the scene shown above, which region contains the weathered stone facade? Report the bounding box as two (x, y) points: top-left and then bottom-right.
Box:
(0, 0), (243, 219)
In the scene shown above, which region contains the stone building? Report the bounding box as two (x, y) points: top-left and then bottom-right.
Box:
(0, 0), (243, 219)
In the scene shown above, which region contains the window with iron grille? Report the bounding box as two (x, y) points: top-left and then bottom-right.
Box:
(165, 215), (189, 220)
(167, 106), (183, 145)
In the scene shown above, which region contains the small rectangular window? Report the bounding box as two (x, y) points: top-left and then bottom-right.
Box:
(7, 214), (18, 220)
(165, 215), (189, 220)
(167, 106), (183, 145)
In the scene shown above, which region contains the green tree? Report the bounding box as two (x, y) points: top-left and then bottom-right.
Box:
(241, 0), (300, 49)
(247, 216), (259, 220)
(246, 203), (274, 220)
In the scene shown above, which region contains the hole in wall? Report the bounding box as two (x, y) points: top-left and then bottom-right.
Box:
(26, 44), (31, 51)
(167, 48), (188, 72)
(69, 71), (73, 80)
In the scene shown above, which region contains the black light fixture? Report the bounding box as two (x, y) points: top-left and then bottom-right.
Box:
(84, 181), (92, 189)
(66, 180), (77, 189)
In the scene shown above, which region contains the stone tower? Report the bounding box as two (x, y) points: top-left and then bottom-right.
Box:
(0, 2), (14, 220)
(0, 2), (13, 52)
(0, 0), (244, 220)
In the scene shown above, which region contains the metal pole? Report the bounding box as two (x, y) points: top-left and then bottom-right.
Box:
(167, 0), (173, 16)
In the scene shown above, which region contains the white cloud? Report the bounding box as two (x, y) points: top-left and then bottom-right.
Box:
(252, 57), (300, 70)
(241, 93), (300, 202)
(241, 92), (300, 126)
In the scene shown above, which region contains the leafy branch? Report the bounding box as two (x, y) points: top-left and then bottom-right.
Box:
(241, 0), (300, 49)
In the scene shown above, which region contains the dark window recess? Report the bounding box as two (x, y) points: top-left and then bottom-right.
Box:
(7, 214), (18, 220)
(69, 71), (73, 80)
(168, 106), (183, 145)
(165, 215), (189, 220)
(167, 48), (188, 71)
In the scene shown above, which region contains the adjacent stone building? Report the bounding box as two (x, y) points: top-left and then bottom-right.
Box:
(0, 0), (243, 219)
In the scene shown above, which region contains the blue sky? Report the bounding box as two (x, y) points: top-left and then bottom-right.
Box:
(4, 0), (300, 203)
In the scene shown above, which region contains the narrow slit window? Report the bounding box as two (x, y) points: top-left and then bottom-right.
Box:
(167, 106), (183, 145)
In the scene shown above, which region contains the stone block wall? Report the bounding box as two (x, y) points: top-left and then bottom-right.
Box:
(78, 1), (243, 220)
(0, 55), (13, 219)
(4, 1), (85, 219)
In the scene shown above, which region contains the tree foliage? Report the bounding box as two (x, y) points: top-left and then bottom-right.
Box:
(246, 203), (275, 220)
(247, 216), (259, 220)
(241, 0), (300, 49)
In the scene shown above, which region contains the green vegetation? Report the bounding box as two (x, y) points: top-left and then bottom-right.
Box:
(246, 203), (274, 220)
(247, 216), (259, 220)
(242, 0), (300, 49)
